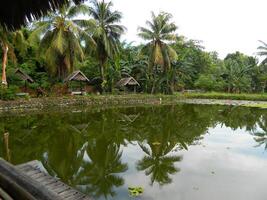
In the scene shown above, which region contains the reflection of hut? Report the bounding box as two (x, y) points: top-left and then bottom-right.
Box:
(64, 70), (90, 94)
(14, 68), (34, 91)
(116, 77), (140, 92)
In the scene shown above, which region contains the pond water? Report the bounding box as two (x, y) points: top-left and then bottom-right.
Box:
(1, 104), (267, 200)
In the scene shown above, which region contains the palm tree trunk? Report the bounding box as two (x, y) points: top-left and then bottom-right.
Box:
(100, 60), (105, 93)
(100, 64), (105, 82)
(1, 43), (8, 86)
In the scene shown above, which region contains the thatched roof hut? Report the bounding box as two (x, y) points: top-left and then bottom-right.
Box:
(116, 77), (140, 88)
(14, 68), (34, 83)
(64, 70), (90, 83)
(0, 0), (83, 30)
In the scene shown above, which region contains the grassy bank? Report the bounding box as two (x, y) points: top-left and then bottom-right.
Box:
(3, 92), (267, 112)
(182, 92), (267, 101)
(0, 94), (185, 111)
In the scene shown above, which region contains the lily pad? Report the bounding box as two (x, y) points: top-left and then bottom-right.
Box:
(128, 186), (144, 197)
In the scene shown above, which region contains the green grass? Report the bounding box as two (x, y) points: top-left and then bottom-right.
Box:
(243, 103), (267, 108)
(181, 92), (267, 101)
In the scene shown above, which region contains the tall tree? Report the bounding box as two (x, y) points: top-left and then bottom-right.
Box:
(30, 2), (95, 81)
(88, 0), (125, 85)
(0, 26), (26, 86)
(137, 12), (178, 94)
(257, 40), (267, 65)
(138, 12), (177, 73)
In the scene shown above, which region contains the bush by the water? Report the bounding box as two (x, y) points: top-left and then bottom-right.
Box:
(184, 92), (267, 101)
(0, 86), (19, 100)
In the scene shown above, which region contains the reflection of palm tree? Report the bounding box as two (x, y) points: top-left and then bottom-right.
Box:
(137, 141), (182, 186)
(252, 118), (267, 150)
(76, 137), (128, 199)
(42, 124), (86, 186)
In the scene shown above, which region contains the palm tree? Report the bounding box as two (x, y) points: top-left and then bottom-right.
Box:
(222, 58), (252, 93)
(138, 12), (177, 73)
(88, 0), (125, 85)
(30, 2), (95, 81)
(138, 12), (178, 94)
(0, 26), (26, 86)
(257, 40), (267, 64)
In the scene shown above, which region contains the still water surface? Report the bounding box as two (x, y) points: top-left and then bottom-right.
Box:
(1, 104), (267, 200)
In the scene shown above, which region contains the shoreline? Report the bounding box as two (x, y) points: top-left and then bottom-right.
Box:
(1, 95), (267, 114)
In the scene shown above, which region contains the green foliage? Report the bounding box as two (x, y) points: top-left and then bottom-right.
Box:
(195, 74), (225, 91)
(0, 85), (19, 100)
(184, 92), (267, 101)
(1, 2), (267, 95)
(29, 2), (94, 81)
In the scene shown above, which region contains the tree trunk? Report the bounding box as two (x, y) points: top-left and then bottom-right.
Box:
(262, 81), (266, 93)
(100, 64), (105, 83)
(1, 44), (8, 86)
(100, 60), (105, 93)
(227, 84), (231, 93)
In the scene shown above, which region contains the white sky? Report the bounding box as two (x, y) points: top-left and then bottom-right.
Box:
(111, 0), (267, 59)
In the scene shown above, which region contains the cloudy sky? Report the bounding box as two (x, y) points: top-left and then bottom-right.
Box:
(110, 0), (267, 58)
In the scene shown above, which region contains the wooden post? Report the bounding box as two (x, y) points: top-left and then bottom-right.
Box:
(3, 132), (11, 162)
(24, 80), (27, 92)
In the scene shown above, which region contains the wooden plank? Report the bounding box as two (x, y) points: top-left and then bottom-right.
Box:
(0, 159), (60, 200)
(60, 189), (78, 198)
(52, 185), (70, 193)
(13, 160), (93, 200)
(65, 192), (85, 200)
(0, 187), (13, 200)
(29, 172), (45, 180)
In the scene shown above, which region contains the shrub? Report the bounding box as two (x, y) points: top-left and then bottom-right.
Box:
(0, 85), (19, 100)
(195, 74), (225, 91)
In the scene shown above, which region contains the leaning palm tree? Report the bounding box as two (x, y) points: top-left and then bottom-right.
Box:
(0, 26), (26, 86)
(257, 40), (267, 65)
(88, 0), (125, 85)
(29, 2), (95, 81)
(138, 12), (178, 73)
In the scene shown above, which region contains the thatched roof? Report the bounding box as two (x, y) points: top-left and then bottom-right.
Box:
(64, 70), (90, 82)
(0, 0), (83, 30)
(14, 68), (34, 83)
(116, 77), (140, 87)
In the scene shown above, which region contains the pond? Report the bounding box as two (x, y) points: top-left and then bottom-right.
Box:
(0, 104), (267, 200)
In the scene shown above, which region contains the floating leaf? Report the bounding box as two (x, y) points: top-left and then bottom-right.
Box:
(128, 186), (144, 197)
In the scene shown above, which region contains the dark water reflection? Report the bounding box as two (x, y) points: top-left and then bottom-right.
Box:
(0, 104), (267, 200)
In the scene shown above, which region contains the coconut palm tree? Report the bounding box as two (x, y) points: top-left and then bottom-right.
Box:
(30, 2), (95, 81)
(138, 12), (177, 73)
(88, 0), (125, 85)
(257, 40), (267, 65)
